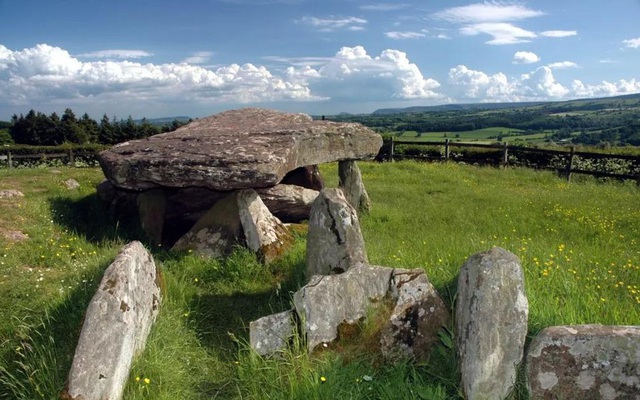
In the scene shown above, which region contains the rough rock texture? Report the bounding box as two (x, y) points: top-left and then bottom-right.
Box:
(249, 310), (296, 356)
(456, 247), (529, 400)
(172, 189), (292, 262)
(1, 229), (28, 242)
(136, 189), (166, 246)
(236, 189), (294, 263)
(526, 325), (640, 400)
(294, 263), (393, 352)
(62, 241), (161, 400)
(255, 184), (318, 222)
(172, 191), (243, 258)
(99, 108), (382, 191)
(0, 189), (24, 198)
(281, 165), (324, 191)
(338, 160), (371, 213)
(380, 268), (450, 362)
(306, 188), (367, 278)
(64, 179), (81, 190)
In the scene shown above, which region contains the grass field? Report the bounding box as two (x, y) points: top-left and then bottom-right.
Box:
(395, 128), (548, 144)
(1, 162), (639, 399)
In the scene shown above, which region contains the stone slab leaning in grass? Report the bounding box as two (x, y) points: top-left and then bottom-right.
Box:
(61, 241), (162, 400)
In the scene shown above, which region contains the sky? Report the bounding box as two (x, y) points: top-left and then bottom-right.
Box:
(0, 0), (639, 120)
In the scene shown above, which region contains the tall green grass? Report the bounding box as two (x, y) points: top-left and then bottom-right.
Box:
(0, 162), (638, 399)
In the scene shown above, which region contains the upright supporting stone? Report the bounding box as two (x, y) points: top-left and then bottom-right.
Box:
(137, 188), (166, 246)
(62, 242), (161, 400)
(338, 160), (371, 213)
(456, 247), (529, 400)
(237, 189), (294, 264)
(306, 188), (368, 278)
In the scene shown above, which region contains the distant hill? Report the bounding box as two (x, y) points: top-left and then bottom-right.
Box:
(136, 116), (192, 126)
(371, 93), (640, 115)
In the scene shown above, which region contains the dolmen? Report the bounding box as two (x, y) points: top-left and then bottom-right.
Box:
(98, 108), (382, 261)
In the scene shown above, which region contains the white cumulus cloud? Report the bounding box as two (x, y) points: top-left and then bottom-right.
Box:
(285, 46), (441, 101)
(385, 31), (426, 40)
(0, 43), (319, 114)
(513, 51), (540, 64)
(540, 30), (577, 38)
(623, 37), (640, 49)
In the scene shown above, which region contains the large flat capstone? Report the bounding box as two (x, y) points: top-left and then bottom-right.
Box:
(99, 108), (382, 191)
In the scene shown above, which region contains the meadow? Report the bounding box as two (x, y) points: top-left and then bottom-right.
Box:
(0, 161), (638, 399)
(394, 128), (548, 145)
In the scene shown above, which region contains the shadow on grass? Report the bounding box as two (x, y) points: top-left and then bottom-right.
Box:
(0, 259), (112, 399)
(48, 194), (145, 245)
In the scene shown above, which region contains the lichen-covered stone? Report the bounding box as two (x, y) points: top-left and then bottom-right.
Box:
(526, 325), (640, 400)
(99, 108), (382, 191)
(255, 184), (318, 222)
(294, 263), (392, 352)
(380, 268), (450, 362)
(338, 160), (371, 213)
(249, 310), (296, 356)
(456, 247), (529, 400)
(306, 188), (367, 278)
(62, 241), (161, 400)
(236, 189), (294, 263)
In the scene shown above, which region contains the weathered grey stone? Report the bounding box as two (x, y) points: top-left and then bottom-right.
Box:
(99, 108), (382, 191)
(255, 184), (318, 222)
(306, 188), (367, 278)
(249, 310), (296, 356)
(526, 325), (640, 400)
(0, 189), (23, 198)
(96, 179), (116, 202)
(0, 229), (28, 242)
(64, 178), (80, 190)
(172, 191), (242, 258)
(294, 263), (393, 352)
(62, 241), (161, 400)
(237, 189), (294, 264)
(456, 247), (529, 400)
(136, 189), (166, 246)
(338, 160), (371, 213)
(281, 165), (324, 191)
(380, 268), (450, 362)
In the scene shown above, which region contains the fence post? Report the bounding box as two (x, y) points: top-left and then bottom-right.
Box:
(566, 147), (575, 182)
(7, 150), (12, 169)
(389, 137), (395, 162)
(502, 142), (509, 168)
(445, 138), (450, 161)
(68, 149), (75, 166)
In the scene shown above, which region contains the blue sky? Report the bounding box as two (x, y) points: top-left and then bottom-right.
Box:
(0, 0), (639, 119)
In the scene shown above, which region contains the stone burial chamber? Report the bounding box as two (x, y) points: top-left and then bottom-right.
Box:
(97, 108), (382, 261)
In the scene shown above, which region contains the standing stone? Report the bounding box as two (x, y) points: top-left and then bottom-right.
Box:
(338, 160), (371, 213)
(306, 188), (367, 278)
(136, 188), (166, 246)
(380, 268), (451, 362)
(172, 191), (243, 258)
(527, 325), (640, 400)
(62, 241), (161, 400)
(456, 247), (529, 400)
(249, 310), (296, 356)
(294, 263), (393, 352)
(237, 189), (294, 264)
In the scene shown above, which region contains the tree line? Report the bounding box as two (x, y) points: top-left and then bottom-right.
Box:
(4, 108), (189, 146)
